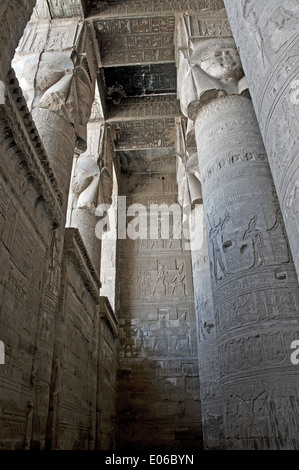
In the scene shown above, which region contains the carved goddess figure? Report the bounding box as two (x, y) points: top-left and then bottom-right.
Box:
(177, 17), (245, 121)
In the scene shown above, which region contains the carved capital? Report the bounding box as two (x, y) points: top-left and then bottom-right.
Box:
(34, 51), (94, 135)
(71, 156), (100, 211)
(177, 17), (245, 120)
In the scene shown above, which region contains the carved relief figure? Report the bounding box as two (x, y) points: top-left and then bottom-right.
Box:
(173, 311), (191, 352)
(169, 263), (186, 296)
(208, 212), (229, 282)
(267, 194), (290, 263)
(177, 16), (244, 118)
(152, 262), (166, 296)
(243, 215), (265, 267)
(153, 315), (169, 350)
(47, 226), (61, 291)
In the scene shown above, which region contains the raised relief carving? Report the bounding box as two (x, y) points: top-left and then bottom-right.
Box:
(241, 0), (299, 65)
(123, 260), (185, 301)
(207, 211), (229, 282)
(169, 263), (186, 296)
(48, 0), (84, 18)
(243, 215), (266, 267)
(152, 262), (167, 296)
(119, 308), (192, 356)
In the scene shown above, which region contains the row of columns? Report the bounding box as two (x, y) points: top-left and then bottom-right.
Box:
(176, 12), (299, 449)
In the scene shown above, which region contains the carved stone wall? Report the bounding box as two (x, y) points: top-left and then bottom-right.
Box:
(116, 154), (202, 450)
(46, 228), (106, 450)
(96, 297), (118, 450)
(0, 1), (36, 81)
(224, 0), (299, 279)
(0, 70), (62, 449)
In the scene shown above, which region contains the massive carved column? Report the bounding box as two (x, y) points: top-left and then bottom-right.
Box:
(177, 17), (299, 450)
(176, 120), (224, 449)
(223, 0), (299, 279)
(189, 205), (224, 450)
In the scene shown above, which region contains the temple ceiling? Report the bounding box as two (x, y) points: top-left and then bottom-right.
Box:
(30, 0), (227, 170)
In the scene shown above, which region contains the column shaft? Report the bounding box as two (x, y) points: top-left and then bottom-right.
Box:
(195, 93), (299, 449)
(224, 0), (299, 279)
(190, 204), (225, 449)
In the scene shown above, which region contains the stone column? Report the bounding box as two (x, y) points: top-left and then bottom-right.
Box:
(190, 204), (225, 450)
(196, 93), (299, 450)
(67, 123), (114, 278)
(223, 0), (299, 279)
(176, 121), (224, 449)
(177, 23), (299, 449)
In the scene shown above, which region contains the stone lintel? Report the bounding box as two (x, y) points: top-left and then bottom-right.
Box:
(86, 0), (226, 19)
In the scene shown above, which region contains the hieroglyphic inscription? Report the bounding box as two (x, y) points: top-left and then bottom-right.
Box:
(107, 96), (182, 121)
(189, 17), (232, 37)
(96, 17), (175, 65)
(88, 0), (225, 16)
(113, 119), (176, 150)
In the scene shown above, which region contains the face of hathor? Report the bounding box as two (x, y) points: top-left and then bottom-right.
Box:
(200, 48), (243, 81)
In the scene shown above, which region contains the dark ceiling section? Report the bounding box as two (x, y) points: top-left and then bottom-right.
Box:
(89, 2), (180, 171)
(103, 64), (177, 98)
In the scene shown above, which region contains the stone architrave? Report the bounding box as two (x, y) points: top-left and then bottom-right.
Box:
(177, 26), (299, 449)
(223, 0), (299, 280)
